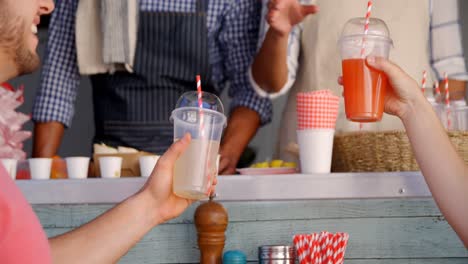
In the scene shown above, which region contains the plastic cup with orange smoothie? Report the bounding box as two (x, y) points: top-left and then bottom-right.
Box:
(339, 18), (393, 122)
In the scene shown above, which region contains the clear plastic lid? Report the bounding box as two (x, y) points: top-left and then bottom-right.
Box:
(340, 17), (392, 44)
(174, 91), (224, 115)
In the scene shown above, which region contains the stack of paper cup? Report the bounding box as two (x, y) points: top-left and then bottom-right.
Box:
(1, 159), (17, 179)
(296, 90), (340, 173)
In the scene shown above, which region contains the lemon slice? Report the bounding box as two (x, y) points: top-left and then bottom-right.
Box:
(270, 160), (284, 168)
(283, 162), (297, 168)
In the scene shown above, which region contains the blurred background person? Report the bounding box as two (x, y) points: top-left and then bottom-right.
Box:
(251, 0), (468, 162)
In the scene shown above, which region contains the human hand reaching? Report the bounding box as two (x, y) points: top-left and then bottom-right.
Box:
(266, 0), (318, 36)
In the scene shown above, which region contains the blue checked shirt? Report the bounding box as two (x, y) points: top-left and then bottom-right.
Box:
(33, 0), (272, 128)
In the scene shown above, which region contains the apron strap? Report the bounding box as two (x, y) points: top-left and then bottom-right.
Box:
(196, 0), (209, 13)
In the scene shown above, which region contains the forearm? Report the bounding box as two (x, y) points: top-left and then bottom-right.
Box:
(33, 122), (65, 157)
(220, 107), (261, 162)
(49, 191), (159, 264)
(402, 94), (468, 246)
(251, 29), (289, 93)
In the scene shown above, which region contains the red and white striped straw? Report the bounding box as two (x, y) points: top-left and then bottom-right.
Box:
(434, 81), (441, 99)
(196, 75), (203, 108)
(444, 73), (450, 107)
(421, 70), (427, 94)
(444, 72), (451, 129)
(196, 75), (206, 138)
(360, 1), (373, 58)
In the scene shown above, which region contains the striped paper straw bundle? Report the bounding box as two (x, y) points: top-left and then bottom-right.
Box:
(296, 90), (340, 130)
(293, 232), (349, 264)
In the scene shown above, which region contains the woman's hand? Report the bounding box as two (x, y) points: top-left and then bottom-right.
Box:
(338, 57), (425, 120)
(141, 133), (194, 225)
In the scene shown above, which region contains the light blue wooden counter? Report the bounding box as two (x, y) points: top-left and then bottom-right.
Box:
(19, 173), (468, 263)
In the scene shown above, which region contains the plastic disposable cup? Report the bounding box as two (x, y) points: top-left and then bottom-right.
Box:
(171, 91), (226, 200)
(339, 18), (393, 122)
(432, 104), (468, 130)
(297, 129), (335, 174)
(453, 106), (468, 130)
(29, 158), (52, 180)
(99, 157), (122, 178)
(139, 155), (160, 177)
(1, 159), (17, 179)
(66, 157), (90, 179)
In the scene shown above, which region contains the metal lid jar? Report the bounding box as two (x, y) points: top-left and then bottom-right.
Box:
(258, 245), (295, 264)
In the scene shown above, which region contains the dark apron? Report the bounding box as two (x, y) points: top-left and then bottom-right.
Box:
(90, 0), (216, 154)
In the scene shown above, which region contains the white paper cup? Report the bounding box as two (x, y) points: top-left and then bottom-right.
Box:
(66, 157), (90, 179)
(29, 158), (52, 180)
(139, 155), (160, 177)
(297, 129), (335, 174)
(99, 157), (122, 178)
(1, 159), (17, 179)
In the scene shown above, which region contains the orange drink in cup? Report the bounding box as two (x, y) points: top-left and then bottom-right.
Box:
(341, 58), (388, 122)
(339, 18), (392, 122)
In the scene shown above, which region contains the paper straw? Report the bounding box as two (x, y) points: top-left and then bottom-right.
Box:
(335, 233), (349, 264)
(360, 1), (373, 58)
(196, 75), (212, 195)
(434, 81), (441, 100)
(421, 70), (427, 94)
(196, 75), (205, 135)
(444, 72), (451, 129)
(196, 75), (203, 108)
(359, 1), (372, 132)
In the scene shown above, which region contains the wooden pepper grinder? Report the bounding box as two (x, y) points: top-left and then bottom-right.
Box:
(194, 199), (229, 264)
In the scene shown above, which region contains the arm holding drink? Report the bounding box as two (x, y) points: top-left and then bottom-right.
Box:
(340, 57), (468, 247)
(49, 134), (197, 263)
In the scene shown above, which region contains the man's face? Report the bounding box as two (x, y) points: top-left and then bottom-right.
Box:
(0, 0), (54, 75)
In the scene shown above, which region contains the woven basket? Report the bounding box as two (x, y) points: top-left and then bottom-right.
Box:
(331, 130), (468, 172)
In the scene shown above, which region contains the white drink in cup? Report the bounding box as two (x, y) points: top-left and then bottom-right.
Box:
(171, 91), (226, 200)
(29, 158), (52, 180)
(297, 129), (335, 174)
(66, 157), (90, 179)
